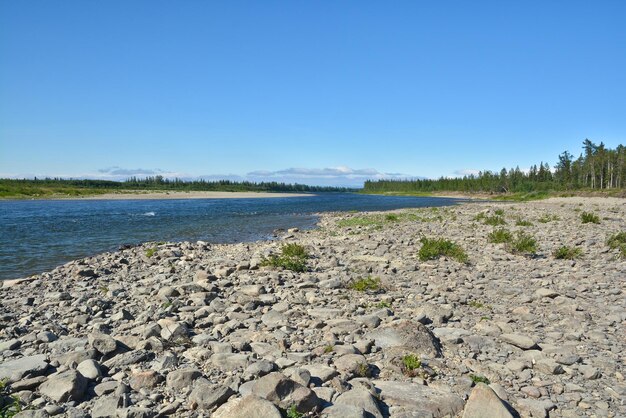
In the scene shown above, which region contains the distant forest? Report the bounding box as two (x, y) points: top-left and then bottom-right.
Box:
(0, 177), (353, 198)
(364, 140), (626, 194)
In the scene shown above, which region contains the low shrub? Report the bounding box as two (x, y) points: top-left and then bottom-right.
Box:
(418, 237), (468, 263)
(469, 374), (490, 384)
(581, 211), (601, 224)
(483, 215), (506, 226)
(349, 276), (382, 292)
(261, 243), (309, 272)
(553, 246), (582, 260)
(507, 231), (538, 255)
(607, 232), (626, 258)
(515, 218), (533, 227)
(488, 228), (513, 244)
(401, 354), (422, 376)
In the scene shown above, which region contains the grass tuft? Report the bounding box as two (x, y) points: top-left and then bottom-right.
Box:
(145, 247), (157, 258)
(515, 218), (533, 227)
(418, 237), (468, 263)
(506, 231), (538, 255)
(538, 214), (560, 223)
(469, 374), (490, 384)
(286, 405), (303, 418)
(261, 243), (309, 272)
(607, 232), (626, 258)
(488, 228), (513, 244)
(349, 276), (382, 292)
(483, 215), (506, 226)
(401, 354), (422, 376)
(581, 211), (601, 224)
(553, 246), (582, 260)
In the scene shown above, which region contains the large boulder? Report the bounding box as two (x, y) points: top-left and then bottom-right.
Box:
(39, 370), (88, 402)
(213, 395), (282, 418)
(463, 383), (516, 418)
(251, 372), (320, 413)
(366, 320), (441, 358)
(373, 380), (464, 418)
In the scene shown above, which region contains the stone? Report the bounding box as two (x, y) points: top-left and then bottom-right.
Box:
(251, 372), (320, 413)
(117, 407), (154, 418)
(76, 359), (102, 380)
(462, 383), (515, 418)
(244, 360), (276, 379)
(303, 364), (339, 385)
(321, 404), (367, 418)
(157, 318), (188, 340)
(0, 339), (21, 351)
(499, 333), (538, 350)
(89, 333), (118, 355)
(111, 309), (134, 321)
(189, 384), (235, 410)
(103, 350), (149, 369)
(0, 354), (48, 382)
(333, 354), (368, 376)
(373, 380), (464, 418)
(334, 388), (383, 418)
(211, 353), (249, 371)
(534, 359), (564, 375)
(129, 370), (161, 391)
(366, 320), (441, 357)
(39, 370), (87, 402)
(91, 395), (122, 417)
(213, 395), (282, 418)
(166, 368), (202, 391)
(579, 364), (601, 380)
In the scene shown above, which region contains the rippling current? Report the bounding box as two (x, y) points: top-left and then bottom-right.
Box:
(0, 193), (465, 280)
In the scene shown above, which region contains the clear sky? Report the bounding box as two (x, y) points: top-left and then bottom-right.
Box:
(1, 1), (625, 186)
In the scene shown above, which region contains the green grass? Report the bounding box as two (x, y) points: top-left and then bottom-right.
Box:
(286, 405), (303, 418)
(581, 211), (601, 224)
(385, 214), (399, 221)
(607, 232), (626, 258)
(491, 191), (551, 201)
(494, 209), (505, 216)
(401, 354), (422, 375)
(515, 218), (533, 227)
(349, 276), (382, 292)
(506, 231), (538, 255)
(418, 237), (468, 263)
(261, 243), (309, 272)
(483, 215), (506, 226)
(469, 374), (490, 384)
(553, 246), (583, 260)
(355, 362), (370, 377)
(538, 214), (560, 223)
(0, 379), (23, 418)
(374, 301), (391, 309)
(323, 345), (334, 354)
(336, 212), (426, 229)
(468, 300), (491, 310)
(487, 228), (513, 244)
(145, 247), (157, 258)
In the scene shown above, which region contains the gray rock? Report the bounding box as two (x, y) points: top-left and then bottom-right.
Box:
(116, 408), (154, 418)
(335, 388), (383, 418)
(129, 370), (161, 390)
(189, 384), (235, 410)
(166, 368), (202, 391)
(76, 359), (102, 380)
(303, 364), (339, 385)
(91, 395), (122, 418)
(321, 404), (367, 418)
(499, 333), (538, 350)
(211, 353), (249, 371)
(251, 372), (320, 413)
(0, 354), (48, 382)
(373, 380), (464, 418)
(213, 395), (282, 418)
(103, 350), (149, 369)
(157, 318), (188, 340)
(89, 333), (118, 355)
(0, 339), (21, 351)
(39, 370), (87, 402)
(367, 320), (441, 358)
(462, 383), (515, 418)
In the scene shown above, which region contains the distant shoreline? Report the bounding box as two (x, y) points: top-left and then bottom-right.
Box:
(3, 190), (317, 201)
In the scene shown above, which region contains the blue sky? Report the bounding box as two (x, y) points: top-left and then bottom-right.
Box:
(1, 1), (625, 186)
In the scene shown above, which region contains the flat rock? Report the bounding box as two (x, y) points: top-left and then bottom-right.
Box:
(499, 333), (538, 350)
(321, 404), (367, 418)
(166, 368), (202, 391)
(189, 384), (235, 410)
(213, 395), (282, 418)
(373, 380), (464, 418)
(334, 388), (383, 418)
(0, 354), (48, 382)
(251, 372), (320, 413)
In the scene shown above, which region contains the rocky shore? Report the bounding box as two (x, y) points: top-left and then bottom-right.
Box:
(1, 197), (624, 418)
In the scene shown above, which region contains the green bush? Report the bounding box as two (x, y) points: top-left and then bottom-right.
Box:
(469, 374), (490, 384)
(349, 276), (382, 292)
(385, 214), (399, 221)
(507, 231), (538, 255)
(401, 354), (422, 375)
(581, 211), (600, 224)
(418, 237), (468, 263)
(607, 232), (626, 258)
(261, 243), (309, 272)
(553, 246), (582, 260)
(538, 214), (559, 223)
(515, 218), (533, 227)
(483, 215), (506, 226)
(286, 405), (303, 418)
(488, 228), (513, 244)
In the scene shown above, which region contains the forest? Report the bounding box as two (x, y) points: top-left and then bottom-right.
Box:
(364, 140), (626, 194)
(0, 177), (353, 198)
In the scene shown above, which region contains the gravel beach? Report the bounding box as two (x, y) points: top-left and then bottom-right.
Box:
(1, 197), (624, 417)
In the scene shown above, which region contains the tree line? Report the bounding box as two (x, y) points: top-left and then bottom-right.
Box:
(364, 140), (626, 194)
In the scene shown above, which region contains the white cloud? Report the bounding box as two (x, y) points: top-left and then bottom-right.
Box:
(453, 169), (481, 176)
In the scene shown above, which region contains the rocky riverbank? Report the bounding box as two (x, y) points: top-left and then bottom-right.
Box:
(1, 198), (624, 417)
